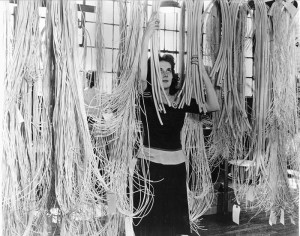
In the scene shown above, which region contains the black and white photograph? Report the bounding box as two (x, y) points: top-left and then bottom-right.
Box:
(0, 0), (299, 235)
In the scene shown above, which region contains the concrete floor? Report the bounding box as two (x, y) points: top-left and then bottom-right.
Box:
(197, 210), (299, 236)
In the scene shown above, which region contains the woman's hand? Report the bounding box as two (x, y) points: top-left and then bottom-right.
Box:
(144, 11), (160, 39)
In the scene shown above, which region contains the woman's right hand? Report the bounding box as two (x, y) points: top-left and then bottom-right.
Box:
(144, 11), (160, 38)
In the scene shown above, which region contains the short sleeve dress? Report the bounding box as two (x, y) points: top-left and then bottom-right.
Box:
(133, 91), (200, 236)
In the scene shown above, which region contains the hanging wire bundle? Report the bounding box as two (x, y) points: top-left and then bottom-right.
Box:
(49, 0), (109, 234)
(229, 1), (252, 158)
(179, 0), (250, 230)
(85, 1), (154, 235)
(178, 1), (186, 86)
(149, 0), (173, 125)
(117, 0), (129, 77)
(230, 0), (272, 211)
(2, 0), (299, 234)
(231, 0), (271, 205)
(248, 0), (271, 179)
(2, 0), (52, 235)
(206, 0), (252, 168)
(226, 1), (300, 224)
(95, 0), (105, 89)
(181, 114), (214, 234)
(179, 0), (207, 113)
(202, 0), (224, 167)
(238, 0), (300, 220)
(0, 1), (7, 231)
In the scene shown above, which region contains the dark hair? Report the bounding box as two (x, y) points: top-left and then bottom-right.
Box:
(145, 54), (180, 95)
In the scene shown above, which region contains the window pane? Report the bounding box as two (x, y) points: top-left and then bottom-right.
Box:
(85, 22), (96, 47)
(104, 49), (112, 73)
(244, 40), (253, 58)
(164, 12), (177, 30)
(245, 58), (253, 78)
(103, 25), (113, 48)
(102, 1), (114, 24)
(112, 49), (119, 73)
(85, 1), (97, 7)
(159, 30), (165, 50)
(164, 30), (177, 51)
(85, 12), (96, 22)
(86, 47), (97, 70)
(113, 1), (120, 24)
(113, 26), (120, 49)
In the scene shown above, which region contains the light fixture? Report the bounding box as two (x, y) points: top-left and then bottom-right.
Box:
(160, 0), (181, 14)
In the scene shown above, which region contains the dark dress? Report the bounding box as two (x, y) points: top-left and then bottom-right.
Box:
(133, 91), (200, 236)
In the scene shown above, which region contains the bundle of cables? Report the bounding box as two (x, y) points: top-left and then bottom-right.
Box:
(2, 0), (52, 235)
(85, 0), (154, 235)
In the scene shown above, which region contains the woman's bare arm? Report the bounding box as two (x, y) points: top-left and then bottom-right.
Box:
(189, 65), (220, 112)
(202, 74), (220, 112)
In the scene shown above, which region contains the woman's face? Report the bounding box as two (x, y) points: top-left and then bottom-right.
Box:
(159, 60), (173, 90)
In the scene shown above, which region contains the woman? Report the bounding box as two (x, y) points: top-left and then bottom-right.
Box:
(133, 16), (220, 236)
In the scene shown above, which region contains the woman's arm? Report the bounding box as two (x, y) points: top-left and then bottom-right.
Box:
(189, 64), (220, 113)
(139, 12), (159, 93)
(202, 74), (220, 112)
